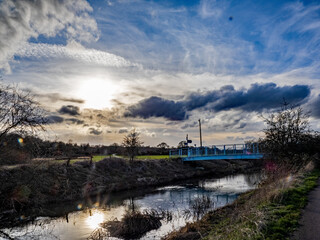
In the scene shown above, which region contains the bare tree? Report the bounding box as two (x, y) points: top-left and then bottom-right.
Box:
(262, 103), (312, 167)
(0, 82), (46, 142)
(177, 141), (185, 148)
(157, 142), (169, 149)
(122, 129), (143, 161)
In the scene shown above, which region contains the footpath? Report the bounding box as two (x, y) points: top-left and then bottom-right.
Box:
(292, 178), (320, 240)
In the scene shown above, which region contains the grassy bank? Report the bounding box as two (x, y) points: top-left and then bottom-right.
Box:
(0, 157), (261, 228)
(165, 164), (320, 240)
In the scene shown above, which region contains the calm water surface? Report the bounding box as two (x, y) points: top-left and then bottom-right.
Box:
(2, 172), (263, 240)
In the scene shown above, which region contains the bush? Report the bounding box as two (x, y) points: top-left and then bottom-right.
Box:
(102, 210), (162, 239)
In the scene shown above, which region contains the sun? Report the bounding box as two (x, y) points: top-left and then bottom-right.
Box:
(75, 78), (119, 110)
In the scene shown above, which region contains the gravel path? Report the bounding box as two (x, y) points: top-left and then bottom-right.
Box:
(291, 179), (320, 240)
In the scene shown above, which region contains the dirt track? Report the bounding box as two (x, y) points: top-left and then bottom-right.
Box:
(292, 178), (320, 240)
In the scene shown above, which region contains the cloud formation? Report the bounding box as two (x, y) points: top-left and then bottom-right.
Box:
(58, 105), (80, 116)
(125, 83), (311, 121)
(89, 127), (102, 135)
(0, 0), (98, 72)
(17, 41), (140, 68)
(310, 94), (320, 118)
(46, 115), (64, 124)
(65, 118), (84, 125)
(125, 96), (186, 120)
(118, 128), (128, 134)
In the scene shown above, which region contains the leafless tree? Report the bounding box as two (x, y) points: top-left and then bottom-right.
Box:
(177, 141), (185, 148)
(122, 129), (143, 161)
(262, 103), (312, 167)
(157, 142), (169, 149)
(0, 82), (47, 142)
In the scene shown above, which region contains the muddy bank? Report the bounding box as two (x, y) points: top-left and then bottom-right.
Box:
(0, 157), (262, 228)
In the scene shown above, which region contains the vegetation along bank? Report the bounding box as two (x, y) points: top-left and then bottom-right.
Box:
(164, 159), (320, 240)
(0, 157), (262, 228)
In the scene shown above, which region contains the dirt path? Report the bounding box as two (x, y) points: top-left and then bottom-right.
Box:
(292, 178), (320, 240)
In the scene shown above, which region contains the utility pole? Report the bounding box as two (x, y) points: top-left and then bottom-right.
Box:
(198, 119), (202, 148)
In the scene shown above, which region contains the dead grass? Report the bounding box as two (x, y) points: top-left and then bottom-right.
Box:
(0, 157), (260, 229)
(101, 209), (170, 239)
(164, 163), (319, 240)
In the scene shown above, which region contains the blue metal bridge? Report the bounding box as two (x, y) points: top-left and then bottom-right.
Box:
(169, 143), (263, 161)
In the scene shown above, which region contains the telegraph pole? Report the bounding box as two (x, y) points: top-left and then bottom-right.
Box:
(198, 119), (203, 148)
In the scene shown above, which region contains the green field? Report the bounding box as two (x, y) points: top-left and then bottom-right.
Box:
(69, 155), (110, 164)
(135, 155), (170, 160)
(66, 155), (177, 164)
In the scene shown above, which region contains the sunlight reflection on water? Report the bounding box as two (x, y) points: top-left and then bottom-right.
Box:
(2, 172), (263, 240)
(86, 211), (104, 229)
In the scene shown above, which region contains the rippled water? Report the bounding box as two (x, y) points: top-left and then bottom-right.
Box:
(2, 172), (262, 240)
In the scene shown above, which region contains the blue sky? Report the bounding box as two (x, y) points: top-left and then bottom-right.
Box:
(1, 0), (320, 146)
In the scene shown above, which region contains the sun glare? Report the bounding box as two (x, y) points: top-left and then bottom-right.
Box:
(76, 78), (119, 109)
(86, 211), (104, 229)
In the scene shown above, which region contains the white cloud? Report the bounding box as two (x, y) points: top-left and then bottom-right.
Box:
(0, 0), (99, 72)
(17, 41), (141, 68)
(198, 0), (223, 19)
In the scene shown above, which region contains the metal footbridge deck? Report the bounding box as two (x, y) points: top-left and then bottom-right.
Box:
(169, 143), (263, 161)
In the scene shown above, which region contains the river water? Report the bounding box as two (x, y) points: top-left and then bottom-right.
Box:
(1, 172), (263, 240)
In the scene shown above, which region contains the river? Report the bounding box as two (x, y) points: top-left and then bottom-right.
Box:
(1, 172), (263, 240)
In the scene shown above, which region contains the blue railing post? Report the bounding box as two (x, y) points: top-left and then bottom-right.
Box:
(205, 147), (208, 156)
(257, 143), (259, 154)
(224, 145), (226, 155)
(169, 150), (172, 158)
(214, 146), (217, 155)
(253, 144), (255, 154)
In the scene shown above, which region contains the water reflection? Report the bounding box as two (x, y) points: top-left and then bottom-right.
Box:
(1, 173), (263, 240)
(86, 210), (104, 229)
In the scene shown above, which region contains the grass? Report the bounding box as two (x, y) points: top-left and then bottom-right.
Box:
(115, 155), (174, 160)
(135, 155), (170, 160)
(259, 170), (320, 240)
(69, 155), (110, 164)
(36, 155), (175, 165)
(165, 165), (320, 240)
(101, 210), (163, 239)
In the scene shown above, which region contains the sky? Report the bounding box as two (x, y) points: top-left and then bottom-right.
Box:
(1, 0), (320, 147)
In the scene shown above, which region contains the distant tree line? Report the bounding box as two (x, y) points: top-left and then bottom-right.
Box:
(0, 82), (174, 165)
(0, 133), (173, 165)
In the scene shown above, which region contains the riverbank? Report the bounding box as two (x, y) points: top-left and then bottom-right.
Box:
(0, 157), (261, 228)
(164, 163), (320, 240)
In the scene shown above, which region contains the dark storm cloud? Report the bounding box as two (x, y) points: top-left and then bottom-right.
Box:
(89, 128), (102, 135)
(118, 128), (128, 134)
(45, 115), (64, 124)
(310, 94), (320, 118)
(65, 118), (84, 125)
(212, 83), (310, 112)
(124, 96), (186, 120)
(36, 93), (85, 104)
(58, 105), (80, 116)
(125, 83), (311, 121)
(59, 97), (85, 104)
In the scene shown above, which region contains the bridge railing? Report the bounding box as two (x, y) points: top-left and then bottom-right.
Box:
(169, 143), (262, 158)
